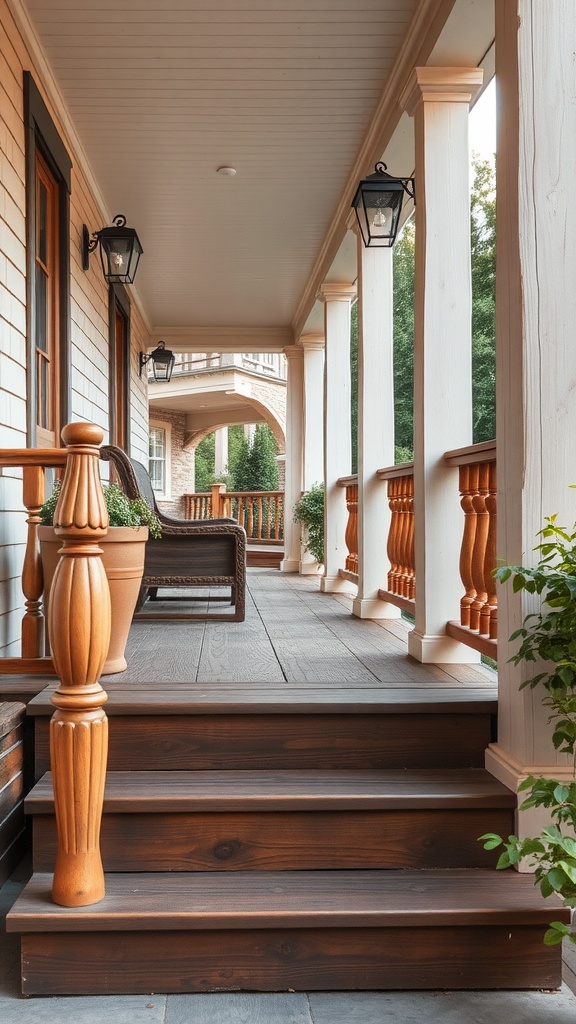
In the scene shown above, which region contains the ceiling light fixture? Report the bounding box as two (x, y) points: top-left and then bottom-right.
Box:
(217, 166), (237, 176)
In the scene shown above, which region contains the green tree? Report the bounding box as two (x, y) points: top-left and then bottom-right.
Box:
(393, 220), (415, 457)
(194, 432), (215, 492)
(470, 155), (496, 442)
(246, 424), (279, 491)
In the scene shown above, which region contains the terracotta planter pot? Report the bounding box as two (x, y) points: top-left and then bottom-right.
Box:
(39, 524), (148, 675)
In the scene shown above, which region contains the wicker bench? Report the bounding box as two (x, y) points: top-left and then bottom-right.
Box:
(100, 445), (246, 622)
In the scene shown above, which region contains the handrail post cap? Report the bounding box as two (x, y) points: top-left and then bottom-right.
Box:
(61, 422), (104, 448)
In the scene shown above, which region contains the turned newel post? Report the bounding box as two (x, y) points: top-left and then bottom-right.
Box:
(49, 422), (111, 907)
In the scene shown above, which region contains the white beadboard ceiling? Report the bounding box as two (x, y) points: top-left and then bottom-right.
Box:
(23, 0), (491, 343)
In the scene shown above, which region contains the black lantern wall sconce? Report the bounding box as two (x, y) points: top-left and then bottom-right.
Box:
(351, 163), (415, 247)
(139, 341), (175, 383)
(82, 214), (143, 284)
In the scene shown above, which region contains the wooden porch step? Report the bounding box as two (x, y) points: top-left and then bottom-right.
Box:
(28, 686), (497, 775)
(8, 869), (566, 994)
(28, 768), (516, 872)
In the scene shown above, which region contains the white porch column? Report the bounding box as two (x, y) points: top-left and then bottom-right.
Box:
(352, 231), (400, 619)
(299, 334), (325, 574)
(318, 283), (356, 593)
(401, 67), (482, 662)
(280, 345), (304, 573)
(486, 1), (576, 801)
(214, 427), (228, 477)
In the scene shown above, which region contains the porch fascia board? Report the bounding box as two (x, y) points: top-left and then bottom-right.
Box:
(291, 0), (459, 342)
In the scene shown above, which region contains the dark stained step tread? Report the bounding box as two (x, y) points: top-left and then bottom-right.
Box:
(8, 869), (565, 932)
(26, 684), (498, 717)
(27, 768), (516, 814)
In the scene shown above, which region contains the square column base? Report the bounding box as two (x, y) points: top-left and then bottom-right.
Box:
(320, 575), (357, 594)
(352, 597), (401, 620)
(408, 629), (481, 664)
(485, 743), (576, 869)
(299, 559), (323, 575)
(279, 559), (300, 573)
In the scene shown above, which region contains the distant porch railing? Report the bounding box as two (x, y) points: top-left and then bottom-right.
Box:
(336, 441), (497, 656)
(185, 483), (284, 542)
(444, 441), (497, 658)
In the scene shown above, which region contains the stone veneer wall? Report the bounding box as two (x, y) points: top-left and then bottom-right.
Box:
(149, 409), (195, 518)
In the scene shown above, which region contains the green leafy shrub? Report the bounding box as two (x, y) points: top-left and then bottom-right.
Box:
(293, 484), (324, 564)
(481, 513), (576, 945)
(40, 480), (162, 539)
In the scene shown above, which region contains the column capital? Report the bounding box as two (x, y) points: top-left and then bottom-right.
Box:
(283, 344), (304, 362)
(298, 333), (325, 351)
(317, 282), (357, 304)
(400, 67), (483, 117)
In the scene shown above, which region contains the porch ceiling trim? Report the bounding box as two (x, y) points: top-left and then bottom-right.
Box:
(291, 0), (457, 341)
(150, 326), (294, 354)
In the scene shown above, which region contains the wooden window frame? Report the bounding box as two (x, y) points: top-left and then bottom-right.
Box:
(149, 420), (172, 500)
(108, 283), (131, 452)
(24, 72), (72, 448)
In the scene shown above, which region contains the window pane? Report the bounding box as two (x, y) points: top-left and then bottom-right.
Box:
(38, 181), (48, 265)
(149, 428), (166, 492)
(35, 266), (48, 353)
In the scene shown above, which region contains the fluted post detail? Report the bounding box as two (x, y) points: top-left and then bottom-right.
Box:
(49, 422), (110, 907)
(21, 465), (46, 657)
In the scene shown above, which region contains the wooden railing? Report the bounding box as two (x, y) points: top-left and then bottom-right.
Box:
(0, 447), (67, 675)
(336, 475), (358, 581)
(378, 463), (415, 614)
(0, 423), (111, 908)
(444, 441), (497, 658)
(185, 483), (284, 542)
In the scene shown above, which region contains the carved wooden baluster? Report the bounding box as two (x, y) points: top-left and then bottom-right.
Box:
(482, 460), (498, 638)
(247, 498), (254, 538)
(49, 422), (110, 907)
(256, 496), (263, 539)
(266, 496), (273, 539)
(406, 475), (416, 600)
(21, 465), (46, 658)
(344, 482), (358, 573)
(275, 495), (280, 539)
(469, 463), (490, 632)
(386, 479), (399, 592)
(459, 464), (478, 627)
(398, 481), (411, 596)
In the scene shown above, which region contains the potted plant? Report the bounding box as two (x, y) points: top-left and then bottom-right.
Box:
(39, 481), (161, 675)
(481, 513), (576, 946)
(293, 483), (324, 566)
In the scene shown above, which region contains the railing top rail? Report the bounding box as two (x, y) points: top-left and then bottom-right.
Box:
(444, 440), (496, 467)
(0, 449), (67, 468)
(336, 474), (358, 488)
(377, 462), (414, 480)
(185, 490), (284, 499)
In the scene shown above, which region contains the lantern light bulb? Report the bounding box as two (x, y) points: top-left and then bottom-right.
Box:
(372, 208), (387, 229)
(112, 252), (124, 268)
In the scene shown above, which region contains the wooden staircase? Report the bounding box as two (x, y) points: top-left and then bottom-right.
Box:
(7, 683), (568, 995)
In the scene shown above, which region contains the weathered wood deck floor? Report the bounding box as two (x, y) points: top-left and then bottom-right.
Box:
(105, 569), (496, 689)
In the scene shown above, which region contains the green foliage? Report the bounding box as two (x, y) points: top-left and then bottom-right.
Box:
(194, 433), (216, 493)
(393, 220), (415, 458)
(40, 480), (161, 539)
(195, 425), (279, 493)
(471, 156), (496, 442)
(245, 424), (279, 492)
(494, 515), (576, 727)
(293, 483), (324, 564)
(481, 511), (576, 944)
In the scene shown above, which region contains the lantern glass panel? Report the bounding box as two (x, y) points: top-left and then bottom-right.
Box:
(99, 228), (143, 284)
(359, 187), (403, 247)
(151, 349), (175, 382)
